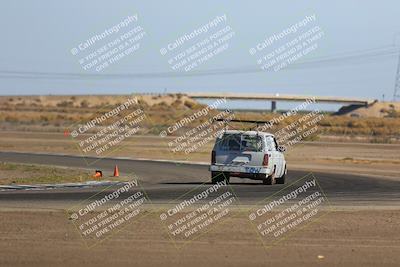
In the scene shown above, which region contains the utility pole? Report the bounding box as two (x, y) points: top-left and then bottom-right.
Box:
(393, 38), (400, 101)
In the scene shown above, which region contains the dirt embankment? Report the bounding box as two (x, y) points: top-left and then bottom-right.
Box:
(336, 101), (400, 118)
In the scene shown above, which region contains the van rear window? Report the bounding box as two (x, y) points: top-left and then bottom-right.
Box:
(217, 134), (263, 152)
(241, 135), (263, 151)
(218, 134), (241, 151)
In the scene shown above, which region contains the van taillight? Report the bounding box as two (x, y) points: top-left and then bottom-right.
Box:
(211, 151), (216, 164)
(263, 154), (269, 166)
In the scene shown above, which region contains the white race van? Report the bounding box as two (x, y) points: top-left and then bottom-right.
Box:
(210, 129), (287, 185)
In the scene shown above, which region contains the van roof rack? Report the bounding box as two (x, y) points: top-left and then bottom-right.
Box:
(213, 118), (271, 133)
(214, 118), (270, 125)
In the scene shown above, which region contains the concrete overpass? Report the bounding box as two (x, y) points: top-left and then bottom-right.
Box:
(187, 92), (377, 112)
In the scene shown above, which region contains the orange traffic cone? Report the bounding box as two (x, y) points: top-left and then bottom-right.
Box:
(93, 170), (102, 179)
(113, 165), (119, 177)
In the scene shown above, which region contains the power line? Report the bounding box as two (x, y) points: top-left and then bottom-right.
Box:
(0, 45), (398, 80)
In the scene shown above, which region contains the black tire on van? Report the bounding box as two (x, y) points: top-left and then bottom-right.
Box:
(261, 167), (276, 185)
(262, 175), (274, 185)
(276, 166), (286, 184)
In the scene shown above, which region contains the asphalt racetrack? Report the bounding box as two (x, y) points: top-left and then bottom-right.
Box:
(0, 151), (399, 206)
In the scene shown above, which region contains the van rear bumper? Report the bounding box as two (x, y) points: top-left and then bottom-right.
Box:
(210, 164), (270, 175)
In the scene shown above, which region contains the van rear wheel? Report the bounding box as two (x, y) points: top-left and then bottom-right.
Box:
(276, 166), (286, 184)
(262, 176), (275, 185)
(261, 167), (276, 185)
(257, 173), (273, 185)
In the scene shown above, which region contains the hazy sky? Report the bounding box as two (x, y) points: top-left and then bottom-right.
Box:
(0, 0), (399, 104)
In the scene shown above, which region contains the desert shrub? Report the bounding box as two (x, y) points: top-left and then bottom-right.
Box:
(80, 100), (89, 108)
(184, 101), (196, 109)
(171, 99), (182, 107)
(386, 110), (400, 118)
(4, 115), (18, 122)
(137, 99), (148, 107)
(57, 101), (73, 107)
(40, 115), (49, 122)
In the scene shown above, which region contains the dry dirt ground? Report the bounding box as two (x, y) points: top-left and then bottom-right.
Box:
(0, 162), (94, 185)
(0, 208), (399, 267)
